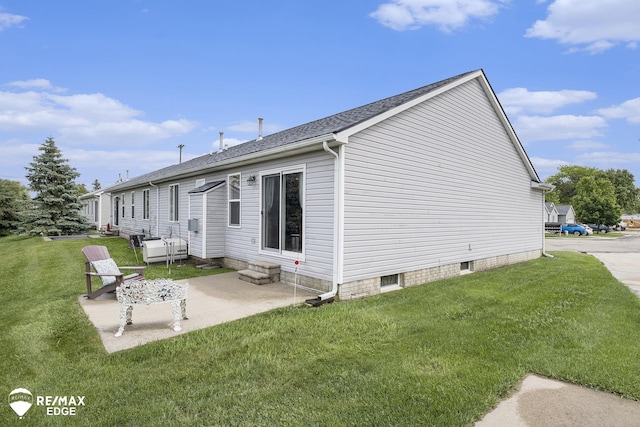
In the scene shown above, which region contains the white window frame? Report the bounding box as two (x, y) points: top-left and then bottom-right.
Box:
(228, 173), (241, 228)
(130, 191), (135, 218)
(121, 193), (126, 218)
(259, 165), (306, 261)
(169, 184), (179, 222)
(142, 189), (150, 220)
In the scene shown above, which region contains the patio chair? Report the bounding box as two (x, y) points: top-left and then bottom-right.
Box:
(82, 245), (146, 299)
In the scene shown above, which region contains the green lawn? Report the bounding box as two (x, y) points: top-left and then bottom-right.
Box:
(2, 236), (640, 426)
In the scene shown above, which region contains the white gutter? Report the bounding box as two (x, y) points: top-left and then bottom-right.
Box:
(110, 134), (338, 192)
(149, 182), (159, 237)
(318, 140), (341, 301)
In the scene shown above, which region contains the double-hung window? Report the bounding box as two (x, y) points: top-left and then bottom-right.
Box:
(228, 173), (241, 227)
(261, 167), (304, 257)
(130, 191), (135, 218)
(169, 184), (179, 222)
(142, 189), (150, 220)
(121, 193), (126, 218)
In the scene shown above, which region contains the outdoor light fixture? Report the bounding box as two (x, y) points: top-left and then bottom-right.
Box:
(247, 175), (256, 186)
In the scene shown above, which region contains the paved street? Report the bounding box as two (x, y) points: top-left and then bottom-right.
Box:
(545, 231), (640, 253)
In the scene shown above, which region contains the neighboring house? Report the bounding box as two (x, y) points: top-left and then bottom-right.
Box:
(106, 69), (551, 300)
(80, 188), (114, 230)
(556, 205), (576, 224)
(545, 202), (559, 223)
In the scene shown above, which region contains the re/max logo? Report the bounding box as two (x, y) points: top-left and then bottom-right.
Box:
(36, 395), (85, 406)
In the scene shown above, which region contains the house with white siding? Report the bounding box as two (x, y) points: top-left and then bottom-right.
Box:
(556, 205), (576, 224)
(79, 188), (114, 231)
(545, 202), (559, 223)
(105, 69), (551, 300)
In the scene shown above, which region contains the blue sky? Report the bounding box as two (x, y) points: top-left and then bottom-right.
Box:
(1, 0), (640, 189)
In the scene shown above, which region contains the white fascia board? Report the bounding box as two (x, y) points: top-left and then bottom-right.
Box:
(115, 134), (340, 190)
(181, 134), (339, 177)
(531, 181), (555, 191)
(477, 73), (541, 183)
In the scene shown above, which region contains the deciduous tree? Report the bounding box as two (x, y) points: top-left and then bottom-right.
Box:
(0, 179), (30, 236)
(572, 176), (621, 225)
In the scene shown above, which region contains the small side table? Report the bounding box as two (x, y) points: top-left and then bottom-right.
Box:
(115, 279), (188, 337)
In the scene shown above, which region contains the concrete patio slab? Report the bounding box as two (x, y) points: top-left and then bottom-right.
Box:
(78, 271), (318, 353)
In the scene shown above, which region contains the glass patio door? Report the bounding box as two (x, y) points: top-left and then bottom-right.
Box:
(262, 174), (280, 250)
(261, 171), (303, 254)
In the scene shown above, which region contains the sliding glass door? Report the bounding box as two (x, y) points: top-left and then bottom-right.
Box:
(262, 174), (281, 250)
(261, 170), (303, 255)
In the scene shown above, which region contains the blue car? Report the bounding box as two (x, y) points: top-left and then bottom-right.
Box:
(561, 223), (587, 236)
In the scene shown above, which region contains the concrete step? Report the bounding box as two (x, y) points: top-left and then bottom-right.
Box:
(238, 269), (273, 285)
(248, 260), (281, 276)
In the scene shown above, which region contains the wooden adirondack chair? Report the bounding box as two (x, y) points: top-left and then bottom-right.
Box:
(82, 245), (146, 299)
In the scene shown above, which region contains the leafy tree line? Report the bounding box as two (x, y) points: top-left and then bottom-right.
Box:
(0, 137), (91, 236)
(545, 165), (640, 225)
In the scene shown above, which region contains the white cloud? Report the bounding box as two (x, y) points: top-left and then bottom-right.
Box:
(525, 0), (640, 53)
(598, 97), (640, 124)
(65, 146), (186, 185)
(575, 151), (640, 169)
(567, 140), (608, 150)
(370, 0), (508, 32)
(0, 12), (28, 31)
(529, 156), (569, 176)
(0, 87), (198, 145)
(5, 79), (65, 92)
(498, 87), (597, 115)
(513, 114), (607, 143)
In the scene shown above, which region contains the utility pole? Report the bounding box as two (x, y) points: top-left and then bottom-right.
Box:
(178, 144), (185, 164)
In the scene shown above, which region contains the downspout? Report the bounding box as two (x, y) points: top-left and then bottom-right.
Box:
(533, 181), (556, 259)
(149, 182), (159, 237)
(318, 140), (340, 301)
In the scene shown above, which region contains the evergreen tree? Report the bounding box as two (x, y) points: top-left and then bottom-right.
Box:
(0, 179), (30, 236)
(92, 179), (101, 191)
(20, 137), (88, 236)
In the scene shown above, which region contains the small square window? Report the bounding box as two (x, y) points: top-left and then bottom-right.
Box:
(461, 261), (473, 274)
(381, 274), (399, 287)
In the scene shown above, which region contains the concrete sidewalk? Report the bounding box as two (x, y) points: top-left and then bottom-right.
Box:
(78, 271), (318, 353)
(476, 374), (640, 426)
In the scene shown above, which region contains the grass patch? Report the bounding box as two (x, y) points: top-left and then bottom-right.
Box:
(2, 236), (640, 426)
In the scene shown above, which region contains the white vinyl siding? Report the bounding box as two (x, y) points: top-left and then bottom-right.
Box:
(341, 78), (542, 283)
(224, 152), (334, 282)
(188, 183), (226, 259)
(188, 193), (204, 257)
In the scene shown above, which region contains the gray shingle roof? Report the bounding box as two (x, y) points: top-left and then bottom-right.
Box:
(108, 70), (478, 191)
(188, 180), (225, 194)
(556, 205), (573, 215)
